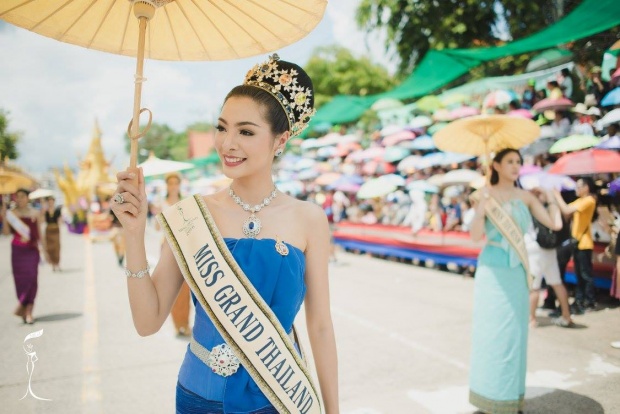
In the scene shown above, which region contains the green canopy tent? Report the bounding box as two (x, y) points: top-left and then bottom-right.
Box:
(189, 151), (220, 167)
(525, 48), (574, 72)
(311, 0), (620, 126)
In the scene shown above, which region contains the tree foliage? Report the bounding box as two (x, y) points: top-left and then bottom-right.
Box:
(125, 123), (188, 163)
(356, 0), (586, 76)
(0, 109), (21, 161)
(304, 46), (397, 108)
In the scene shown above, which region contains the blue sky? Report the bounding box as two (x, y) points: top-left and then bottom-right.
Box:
(0, 1), (392, 174)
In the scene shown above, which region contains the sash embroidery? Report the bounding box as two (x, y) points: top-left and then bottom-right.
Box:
(483, 196), (531, 289)
(6, 210), (31, 242)
(158, 195), (322, 414)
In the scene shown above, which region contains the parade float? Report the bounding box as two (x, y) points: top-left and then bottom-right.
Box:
(55, 121), (116, 234)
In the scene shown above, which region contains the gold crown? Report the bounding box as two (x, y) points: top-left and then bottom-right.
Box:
(244, 54), (316, 136)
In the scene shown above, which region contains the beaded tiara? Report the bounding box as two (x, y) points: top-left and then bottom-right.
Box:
(244, 54), (316, 136)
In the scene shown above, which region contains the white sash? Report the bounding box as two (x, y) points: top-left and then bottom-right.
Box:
(6, 210), (31, 241)
(483, 196), (531, 289)
(158, 195), (322, 414)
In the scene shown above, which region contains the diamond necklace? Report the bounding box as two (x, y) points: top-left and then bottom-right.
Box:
(229, 186), (278, 238)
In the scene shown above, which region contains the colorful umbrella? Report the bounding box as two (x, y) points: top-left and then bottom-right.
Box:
(600, 87), (620, 107)
(296, 169), (320, 181)
(519, 165), (543, 175)
(508, 109), (534, 119)
(532, 97), (574, 113)
(428, 122), (448, 135)
(314, 172), (341, 186)
(408, 115), (433, 129)
(316, 146), (338, 159)
(397, 155), (424, 172)
(440, 93), (469, 107)
(347, 147), (386, 162)
(383, 147), (411, 163)
(382, 130), (416, 146)
(433, 115), (540, 157)
(521, 137), (555, 157)
(0, 169), (36, 195)
(328, 181), (361, 193)
(432, 109), (453, 122)
(371, 98), (403, 111)
(327, 174), (364, 192)
(138, 153), (195, 177)
(483, 90), (519, 109)
(597, 108), (620, 128)
(276, 180), (304, 196)
(548, 135), (601, 154)
(401, 135), (436, 151)
(416, 152), (476, 169)
(415, 96), (443, 113)
(293, 158), (316, 171)
(548, 149), (620, 175)
(0, 1), (328, 171)
(361, 160), (396, 176)
(28, 188), (56, 200)
(596, 136), (620, 150)
(519, 172), (576, 191)
(379, 174), (406, 187)
(609, 177), (620, 196)
(439, 169), (483, 187)
(426, 174), (446, 187)
(380, 125), (405, 137)
(357, 177), (397, 199)
(449, 106), (480, 120)
(406, 180), (439, 193)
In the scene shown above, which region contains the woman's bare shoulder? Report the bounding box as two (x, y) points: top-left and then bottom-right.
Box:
(283, 195), (325, 220)
(201, 188), (228, 206)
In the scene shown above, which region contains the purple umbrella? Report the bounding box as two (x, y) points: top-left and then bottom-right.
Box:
(610, 177), (620, 196)
(596, 136), (620, 150)
(327, 174), (364, 191)
(519, 164), (542, 175)
(520, 172), (576, 191)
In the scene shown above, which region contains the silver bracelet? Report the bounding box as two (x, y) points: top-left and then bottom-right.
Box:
(125, 262), (150, 279)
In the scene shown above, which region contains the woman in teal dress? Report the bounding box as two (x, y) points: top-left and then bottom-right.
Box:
(468, 148), (561, 414)
(111, 55), (339, 413)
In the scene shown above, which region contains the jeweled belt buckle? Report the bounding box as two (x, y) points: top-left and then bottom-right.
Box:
(207, 343), (240, 377)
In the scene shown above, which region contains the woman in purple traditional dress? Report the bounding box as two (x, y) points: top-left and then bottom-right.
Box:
(1, 188), (46, 324)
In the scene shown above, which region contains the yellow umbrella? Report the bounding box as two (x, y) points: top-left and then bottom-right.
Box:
(0, 169), (35, 195)
(433, 114), (540, 177)
(0, 0), (327, 172)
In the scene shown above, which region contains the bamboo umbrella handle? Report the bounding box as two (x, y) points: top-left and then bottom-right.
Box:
(127, 3), (155, 187)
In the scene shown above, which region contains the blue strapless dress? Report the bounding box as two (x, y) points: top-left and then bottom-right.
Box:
(177, 237), (306, 414)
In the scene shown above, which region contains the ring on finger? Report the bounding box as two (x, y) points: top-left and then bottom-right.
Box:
(112, 193), (125, 204)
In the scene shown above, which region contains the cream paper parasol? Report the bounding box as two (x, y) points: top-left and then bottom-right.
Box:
(433, 114), (540, 178)
(0, 0), (327, 173)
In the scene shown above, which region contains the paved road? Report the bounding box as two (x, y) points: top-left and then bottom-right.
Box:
(1, 224), (619, 413)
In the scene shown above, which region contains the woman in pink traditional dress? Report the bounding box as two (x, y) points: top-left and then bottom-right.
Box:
(1, 188), (46, 324)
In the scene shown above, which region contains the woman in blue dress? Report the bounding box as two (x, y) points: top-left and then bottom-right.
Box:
(468, 148), (560, 414)
(111, 56), (339, 413)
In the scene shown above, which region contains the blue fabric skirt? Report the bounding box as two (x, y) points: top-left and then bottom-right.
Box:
(176, 382), (278, 414)
(469, 260), (529, 414)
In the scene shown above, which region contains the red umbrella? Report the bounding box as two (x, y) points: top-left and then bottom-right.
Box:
(508, 109), (534, 119)
(532, 97), (574, 113)
(548, 149), (620, 175)
(449, 106), (480, 120)
(382, 130), (416, 146)
(361, 161), (396, 176)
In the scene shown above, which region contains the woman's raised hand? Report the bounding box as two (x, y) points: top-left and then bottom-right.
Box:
(111, 169), (148, 234)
